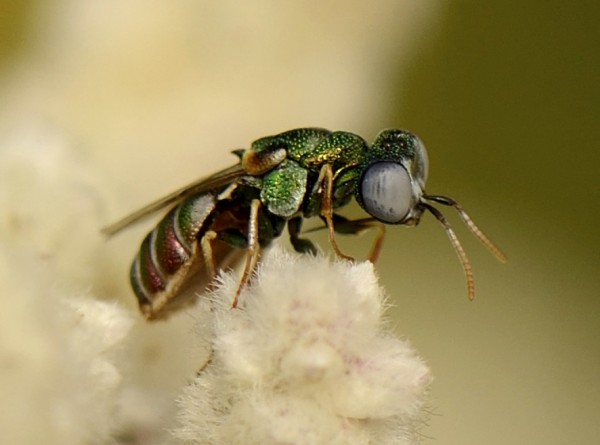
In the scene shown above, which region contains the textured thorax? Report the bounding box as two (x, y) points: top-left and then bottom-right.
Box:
(247, 128), (369, 219)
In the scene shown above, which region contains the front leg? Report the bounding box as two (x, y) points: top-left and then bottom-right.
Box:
(326, 215), (386, 263)
(314, 164), (354, 261)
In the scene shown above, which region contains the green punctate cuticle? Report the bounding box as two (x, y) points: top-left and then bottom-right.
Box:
(261, 160), (308, 218)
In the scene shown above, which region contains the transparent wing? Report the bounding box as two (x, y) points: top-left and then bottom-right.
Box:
(101, 163), (246, 236)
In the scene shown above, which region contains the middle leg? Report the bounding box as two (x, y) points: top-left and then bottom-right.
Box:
(231, 198), (262, 308)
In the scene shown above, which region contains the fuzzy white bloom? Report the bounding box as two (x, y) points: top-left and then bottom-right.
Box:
(0, 250), (133, 445)
(174, 248), (432, 445)
(0, 123), (134, 444)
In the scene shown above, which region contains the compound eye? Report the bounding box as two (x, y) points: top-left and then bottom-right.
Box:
(361, 162), (413, 223)
(415, 137), (429, 182)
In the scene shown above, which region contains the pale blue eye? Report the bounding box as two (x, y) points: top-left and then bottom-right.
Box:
(361, 162), (412, 223)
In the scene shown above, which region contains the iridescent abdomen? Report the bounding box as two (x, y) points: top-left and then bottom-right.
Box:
(130, 193), (217, 319)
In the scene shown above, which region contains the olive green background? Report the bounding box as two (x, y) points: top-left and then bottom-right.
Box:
(1, 2), (597, 444)
(383, 3), (600, 444)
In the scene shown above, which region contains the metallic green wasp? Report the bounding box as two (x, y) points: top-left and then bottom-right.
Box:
(103, 128), (505, 320)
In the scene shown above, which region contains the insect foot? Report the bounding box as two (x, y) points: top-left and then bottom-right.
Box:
(173, 247), (432, 445)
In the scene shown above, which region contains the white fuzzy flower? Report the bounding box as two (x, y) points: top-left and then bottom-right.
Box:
(0, 123), (134, 445)
(174, 248), (432, 445)
(0, 248), (133, 444)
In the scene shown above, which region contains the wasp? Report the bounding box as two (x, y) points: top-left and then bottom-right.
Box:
(103, 128), (506, 320)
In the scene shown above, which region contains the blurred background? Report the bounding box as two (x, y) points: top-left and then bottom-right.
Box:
(0, 1), (598, 444)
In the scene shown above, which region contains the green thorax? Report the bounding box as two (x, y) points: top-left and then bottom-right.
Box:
(249, 128), (369, 218)
(250, 128), (368, 174)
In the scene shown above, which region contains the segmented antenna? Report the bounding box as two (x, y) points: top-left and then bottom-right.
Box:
(422, 203), (476, 300)
(424, 195), (507, 263)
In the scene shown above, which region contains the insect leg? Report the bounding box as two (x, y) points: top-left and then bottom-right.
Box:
(287, 217), (318, 255)
(200, 230), (218, 279)
(368, 223), (386, 263)
(217, 182), (239, 201)
(315, 164), (354, 261)
(232, 198), (262, 308)
(327, 215), (386, 263)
